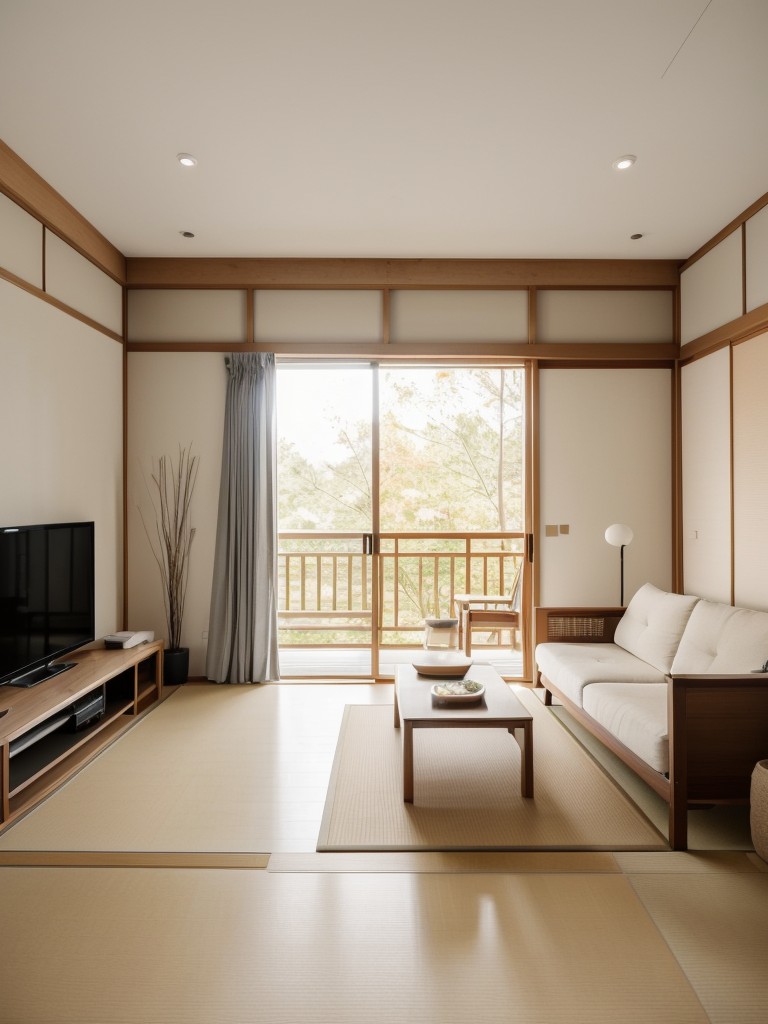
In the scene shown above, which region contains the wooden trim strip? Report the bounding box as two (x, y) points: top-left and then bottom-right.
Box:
(742, 223), (748, 315)
(528, 287), (537, 344)
(0, 140), (125, 283)
(0, 266), (123, 343)
(125, 256), (681, 289)
(0, 851), (270, 869)
(246, 287), (255, 344)
(672, 362), (683, 592)
(729, 343), (735, 607)
(381, 288), (391, 344)
(125, 339), (678, 361)
(682, 189), (768, 272)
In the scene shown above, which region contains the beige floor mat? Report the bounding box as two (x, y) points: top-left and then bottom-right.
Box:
(318, 689), (667, 850)
(0, 867), (709, 1024)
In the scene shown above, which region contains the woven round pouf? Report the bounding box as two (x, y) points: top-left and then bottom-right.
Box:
(750, 760), (768, 862)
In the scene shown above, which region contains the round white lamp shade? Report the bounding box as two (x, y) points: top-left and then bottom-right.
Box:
(605, 523), (634, 547)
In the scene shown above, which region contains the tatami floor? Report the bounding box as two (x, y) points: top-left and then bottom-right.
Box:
(0, 682), (766, 1024)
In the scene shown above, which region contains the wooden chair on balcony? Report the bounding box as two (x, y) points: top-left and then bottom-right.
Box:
(454, 563), (523, 657)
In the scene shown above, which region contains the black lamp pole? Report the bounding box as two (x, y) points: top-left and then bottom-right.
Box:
(620, 544), (626, 606)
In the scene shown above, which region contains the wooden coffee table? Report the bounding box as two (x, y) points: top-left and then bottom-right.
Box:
(393, 663), (534, 803)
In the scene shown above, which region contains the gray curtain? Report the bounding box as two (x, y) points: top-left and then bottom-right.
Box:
(206, 353), (280, 683)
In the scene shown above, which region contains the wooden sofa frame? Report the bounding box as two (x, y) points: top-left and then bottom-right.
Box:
(535, 606), (768, 850)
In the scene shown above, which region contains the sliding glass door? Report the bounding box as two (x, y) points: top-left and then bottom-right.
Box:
(276, 363), (527, 679)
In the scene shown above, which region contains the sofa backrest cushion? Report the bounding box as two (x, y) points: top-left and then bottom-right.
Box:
(614, 583), (699, 673)
(671, 599), (768, 674)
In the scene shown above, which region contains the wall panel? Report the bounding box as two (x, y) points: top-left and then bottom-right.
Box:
(746, 204), (768, 313)
(0, 191), (42, 288)
(389, 289), (527, 342)
(680, 231), (743, 344)
(537, 290), (673, 343)
(732, 331), (768, 610)
(127, 289), (246, 343)
(127, 352), (227, 676)
(45, 231), (123, 334)
(254, 289), (381, 343)
(538, 368), (672, 605)
(680, 349), (731, 601)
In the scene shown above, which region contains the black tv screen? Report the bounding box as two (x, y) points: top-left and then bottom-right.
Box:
(0, 522), (95, 687)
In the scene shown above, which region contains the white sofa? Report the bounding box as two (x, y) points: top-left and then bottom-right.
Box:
(535, 583), (768, 849)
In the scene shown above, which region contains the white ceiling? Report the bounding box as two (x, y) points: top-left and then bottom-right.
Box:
(1, 0), (767, 261)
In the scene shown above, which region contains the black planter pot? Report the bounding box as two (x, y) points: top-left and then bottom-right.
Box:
(164, 647), (190, 685)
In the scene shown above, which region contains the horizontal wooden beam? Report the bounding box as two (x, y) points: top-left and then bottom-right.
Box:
(126, 339), (678, 361)
(126, 257), (681, 290)
(0, 139), (125, 284)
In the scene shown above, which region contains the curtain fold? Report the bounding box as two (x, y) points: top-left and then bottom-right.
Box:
(206, 352), (280, 683)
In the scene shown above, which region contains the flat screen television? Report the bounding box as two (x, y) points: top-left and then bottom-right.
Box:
(0, 521), (95, 687)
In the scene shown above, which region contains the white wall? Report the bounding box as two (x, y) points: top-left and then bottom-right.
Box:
(0, 278), (124, 637)
(126, 352), (227, 676)
(538, 368), (672, 606)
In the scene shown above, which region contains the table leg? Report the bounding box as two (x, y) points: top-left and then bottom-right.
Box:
(403, 721), (414, 802)
(510, 722), (534, 798)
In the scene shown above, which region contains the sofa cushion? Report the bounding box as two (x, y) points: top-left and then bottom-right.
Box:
(535, 642), (667, 708)
(582, 682), (669, 774)
(613, 583), (699, 674)
(671, 600), (768, 674)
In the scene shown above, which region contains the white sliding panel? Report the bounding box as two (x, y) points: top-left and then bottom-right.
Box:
(0, 278), (123, 635)
(732, 330), (768, 611)
(680, 349), (731, 601)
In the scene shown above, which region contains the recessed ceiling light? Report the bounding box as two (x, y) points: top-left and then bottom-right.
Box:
(630, 233), (643, 240)
(180, 230), (195, 238)
(612, 154), (637, 171)
(177, 153), (197, 167)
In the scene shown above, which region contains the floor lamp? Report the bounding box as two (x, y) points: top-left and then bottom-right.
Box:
(604, 523), (634, 606)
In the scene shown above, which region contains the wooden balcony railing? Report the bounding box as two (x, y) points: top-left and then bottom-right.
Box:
(278, 531), (524, 648)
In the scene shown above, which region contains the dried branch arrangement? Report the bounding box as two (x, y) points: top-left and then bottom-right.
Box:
(140, 444), (199, 651)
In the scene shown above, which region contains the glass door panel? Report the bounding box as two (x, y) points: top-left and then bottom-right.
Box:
(276, 364), (374, 677)
(378, 367), (526, 678)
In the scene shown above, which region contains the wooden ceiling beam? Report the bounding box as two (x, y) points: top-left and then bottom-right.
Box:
(125, 257), (681, 290)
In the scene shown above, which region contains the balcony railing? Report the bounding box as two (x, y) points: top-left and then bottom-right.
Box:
(278, 531), (524, 649)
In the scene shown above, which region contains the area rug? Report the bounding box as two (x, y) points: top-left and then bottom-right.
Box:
(317, 687), (668, 851)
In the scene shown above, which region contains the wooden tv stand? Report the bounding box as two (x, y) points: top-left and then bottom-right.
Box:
(0, 641), (163, 832)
